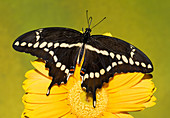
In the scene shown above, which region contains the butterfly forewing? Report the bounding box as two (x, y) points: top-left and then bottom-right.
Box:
(13, 27), (83, 85)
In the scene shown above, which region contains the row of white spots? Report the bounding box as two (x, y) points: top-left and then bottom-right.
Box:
(14, 40), (72, 77)
(83, 60), (152, 81)
(39, 42), (82, 49)
(35, 31), (40, 41)
(130, 45), (136, 58)
(84, 71), (101, 80)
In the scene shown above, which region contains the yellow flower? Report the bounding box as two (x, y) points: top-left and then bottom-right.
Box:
(21, 33), (156, 118)
(21, 59), (156, 118)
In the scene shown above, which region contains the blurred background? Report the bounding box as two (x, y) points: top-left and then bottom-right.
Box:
(0, 0), (169, 117)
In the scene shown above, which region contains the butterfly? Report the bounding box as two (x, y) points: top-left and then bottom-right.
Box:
(12, 12), (153, 108)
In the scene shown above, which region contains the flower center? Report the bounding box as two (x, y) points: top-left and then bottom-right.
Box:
(68, 81), (108, 118)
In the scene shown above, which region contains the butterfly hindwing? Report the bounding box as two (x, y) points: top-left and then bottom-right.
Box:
(13, 27), (83, 86)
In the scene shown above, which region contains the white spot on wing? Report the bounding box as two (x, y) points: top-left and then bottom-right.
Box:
(53, 55), (58, 62)
(49, 51), (54, 56)
(14, 41), (19, 46)
(112, 62), (117, 67)
(60, 43), (69, 48)
(147, 64), (152, 69)
(47, 42), (53, 48)
(44, 48), (49, 52)
(33, 42), (39, 48)
(116, 54), (121, 60)
(132, 49), (136, 52)
(130, 52), (135, 58)
(141, 62), (146, 67)
(135, 61), (140, 66)
(106, 65), (111, 72)
(60, 65), (66, 71)
(130, 45), (134, 49)
(100, 50), (109, 56)
(85, 44), (100, 53)
(35, 31), (39, 35)
(95, 72), (100, 78)
(21, 42), (27, 46)
(28, 43), (33, 47)
(39, 42), (47, 48)
(100, 69), (105, 75)
(84, 74), (89, 80)
(90, 72), (94, 78)
(110, 52), (115, 59)
(129, 58), (134, 65)
(122, 55), (128, 63)
(118, 61), (123, 65)
(68, 43), (82, 48)
(54, 43), (59, 48)
(38, 28), (43, 33)
(65, 69), (69, 75)
(56, 62), (61, 67)
(36, 35), (40, 41)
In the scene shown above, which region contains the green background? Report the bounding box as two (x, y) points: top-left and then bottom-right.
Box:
(0, 0), (169, 118)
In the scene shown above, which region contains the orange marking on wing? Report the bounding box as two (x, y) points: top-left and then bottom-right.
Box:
(81, 71), (85, 74)
(70, 69), (74, 72)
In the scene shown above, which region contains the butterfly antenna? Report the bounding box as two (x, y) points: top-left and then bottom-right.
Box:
(91, 17), (106, 29)
(88, 17), (93, 28)
(86, 10), (93, 28)
(86, 10), (89, 27)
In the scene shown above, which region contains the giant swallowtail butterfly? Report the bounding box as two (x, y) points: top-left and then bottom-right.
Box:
(12, 12), (153, 108)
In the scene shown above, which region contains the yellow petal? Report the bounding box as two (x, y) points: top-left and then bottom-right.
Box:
(143, 96), (156, 108)
(23, 70), (67, 94)
(107, 103), (145, 113)
(101, 112), (134, 118)
(21, 109), (32, 118)
(108, 88), (153, 104)
(132, 78), (155, 90)
(116, 113), (134, 118)
(22, 93), (67, 104)
(61, 113), (77, 118)
(23, 100), (70, 118)
(105, 73), (144, 93)
(31, 60), (49, 77)
(101, 112), (119, 118)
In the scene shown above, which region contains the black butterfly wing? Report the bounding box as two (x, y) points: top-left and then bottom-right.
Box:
(81, 35), (153, 92)
(13, 27), (83, 92)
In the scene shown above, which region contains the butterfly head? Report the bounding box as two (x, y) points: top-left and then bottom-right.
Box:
(82, 28), (91, 43)
(85, 28), (91, 34)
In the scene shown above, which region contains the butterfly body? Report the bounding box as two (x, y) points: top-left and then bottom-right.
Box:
(13, 27), (153, 108)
